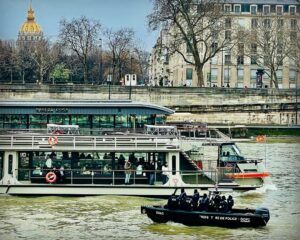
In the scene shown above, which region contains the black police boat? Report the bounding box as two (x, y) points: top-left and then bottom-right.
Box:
(141, 190), (270, 228)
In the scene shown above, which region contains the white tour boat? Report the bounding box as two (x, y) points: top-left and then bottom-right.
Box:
(0, 125), (269, 196)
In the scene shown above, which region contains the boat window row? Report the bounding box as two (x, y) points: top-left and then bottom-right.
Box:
(0, 114), (157, 132)
(17, 151), (167, 184)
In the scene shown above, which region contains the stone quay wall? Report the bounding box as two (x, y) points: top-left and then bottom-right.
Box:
(0, 84), (299, 125)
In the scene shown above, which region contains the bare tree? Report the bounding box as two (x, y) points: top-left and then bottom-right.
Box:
(16, 42), (34, 84)
(104, 28), (135, 84)
(148, 0), (231, 87)
(29, 39), (59, 84)
(59, 16), (101, 84)
(133, 43), (150, 84)
(244, 16), (292, 88)
(290, 24), (300, 76)
(0, 40), (18, 83)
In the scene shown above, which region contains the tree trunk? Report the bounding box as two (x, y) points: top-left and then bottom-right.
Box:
(273, 72), (279, 89)
(84, 65), (88, 84)
(22, 70), (25, 84)
(196, 64), (204, 87)
(40, 67), (43, 84)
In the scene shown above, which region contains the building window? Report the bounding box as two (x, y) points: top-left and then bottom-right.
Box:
(186, 68), (193, 80)
(263, 19), (271, 28)
(263, 5), (270, 15)
(250, 5), (257, 15)
(225, 55), (231, 65)
(276, 70), (283, 82)
(224, 69), (230, 82)
(276, 6), (283, 15)
(234, 5), (241, 14)
(251, 55), (257, 64)
(251, 18), (258, 28)
(225, 18), (231, 28)
(289, 6), (296, 15)
(237, 55), (244, 65)
(225, 30), (231, 40)
(211, 42), (218, 53)
(291, 19), (297, 30)
(277, 19), (284, 28)
(237, 69), (244, 81)
(289, 69), (296, 82)
(251, 43), (257, 53)
(211, 68), (218, 83)
(224, 4), (231, 13)
(211, 30), (218, 40)
(250, 69), (257, 81)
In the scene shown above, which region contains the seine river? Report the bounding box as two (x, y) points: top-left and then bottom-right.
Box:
(0, 143), (300, 240)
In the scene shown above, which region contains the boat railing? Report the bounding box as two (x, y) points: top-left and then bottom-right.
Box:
(16, 168), (218, 186)
(0, 134), (180, 150)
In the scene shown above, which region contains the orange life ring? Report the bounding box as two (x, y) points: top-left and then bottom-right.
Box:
(256, 135), (266, 142)
(48, 136), (58, 146)
(45, 172), (57, 183)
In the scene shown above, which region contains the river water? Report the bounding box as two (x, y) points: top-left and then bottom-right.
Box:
(0, 143), (300, 240)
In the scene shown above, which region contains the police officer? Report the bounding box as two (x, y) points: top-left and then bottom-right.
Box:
(220, 196), (229, 213)
(199, 193), (209, 211)
(178, 188), (187, 206)
(192, 189), (200, 209)
(212, 192), (221, 211)
(227, 195), (234, 212)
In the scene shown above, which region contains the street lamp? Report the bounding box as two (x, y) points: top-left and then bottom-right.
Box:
(107, 74), (111, 100)
(209, 59), (212, 87)
(99, 38), (103, 85)
(129, 55), (133, 100)
(296, 74), (298, 125)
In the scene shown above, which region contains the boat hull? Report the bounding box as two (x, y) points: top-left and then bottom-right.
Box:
(0, 184), (258, 196)
(141, 205), (269, 228)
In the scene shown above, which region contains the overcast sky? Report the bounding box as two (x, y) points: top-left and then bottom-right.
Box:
(0, 0), (158, 51)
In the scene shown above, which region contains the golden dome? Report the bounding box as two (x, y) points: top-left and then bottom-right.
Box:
(19, 1), (42, 34)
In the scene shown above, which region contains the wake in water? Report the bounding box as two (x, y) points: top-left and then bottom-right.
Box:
(238, 178), (277, 197)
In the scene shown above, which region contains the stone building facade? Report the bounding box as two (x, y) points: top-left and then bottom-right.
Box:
(149, 0), (300, 89)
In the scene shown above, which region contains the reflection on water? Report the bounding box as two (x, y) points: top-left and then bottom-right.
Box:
(0, 143), (300, 240)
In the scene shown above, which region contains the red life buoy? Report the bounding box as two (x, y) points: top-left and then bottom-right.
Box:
(45, 172), (57, 183)
(48, 136), (58, 146)
(256, 135), (266, 142)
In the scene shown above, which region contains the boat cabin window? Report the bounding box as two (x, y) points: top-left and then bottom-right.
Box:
(8, 154), (13, 174)
(172, 155), (176, 175)
(220, 144), (244, 161)
(18, 152), (31, 180)
(28, 151), (166, 179)
(0, 152), (3, 179)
